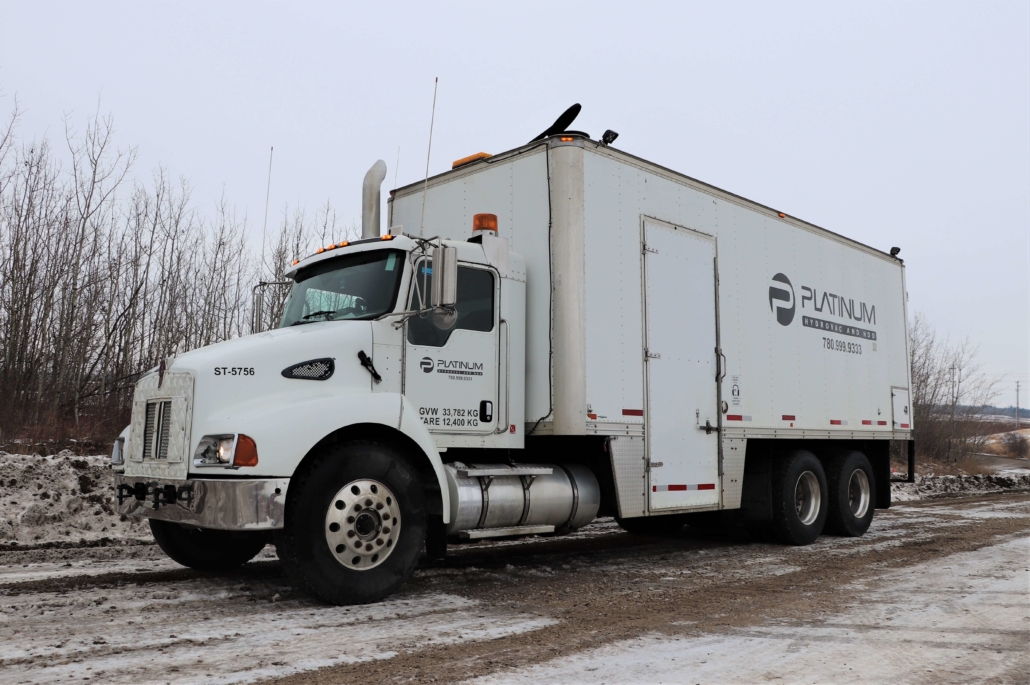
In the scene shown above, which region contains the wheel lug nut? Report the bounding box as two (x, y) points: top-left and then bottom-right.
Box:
(365, 544), (373, 552)
(376, 539), (383, 546)
(364, 499), (372, 507)
(347, 516), (355, 524)
(347, 530), (356, 538)
(382, 527), (390, 534)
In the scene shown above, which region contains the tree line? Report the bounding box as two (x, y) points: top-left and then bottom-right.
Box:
(0, 104), (353, 445)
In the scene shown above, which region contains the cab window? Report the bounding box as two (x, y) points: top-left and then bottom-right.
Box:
(407, 263), (495, 347)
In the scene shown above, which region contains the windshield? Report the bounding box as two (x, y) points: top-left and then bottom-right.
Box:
(279, 249), (405, 327)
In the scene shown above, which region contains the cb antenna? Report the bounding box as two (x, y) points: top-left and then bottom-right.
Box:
(260, 146), (274, 258)
(419, 77), (438, 238)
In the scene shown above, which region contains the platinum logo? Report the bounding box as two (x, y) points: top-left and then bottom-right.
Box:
(420, 357), (434, 373)
(769, 273), (795, 326)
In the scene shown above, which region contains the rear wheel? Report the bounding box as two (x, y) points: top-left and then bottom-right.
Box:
(276, 439), (426, 605)
(824, 451), (875, 536)
(769, 450), (828, 545)
(149, 520), (267, 571)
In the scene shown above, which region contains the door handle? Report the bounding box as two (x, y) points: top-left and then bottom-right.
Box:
(699, 420), (719, 435)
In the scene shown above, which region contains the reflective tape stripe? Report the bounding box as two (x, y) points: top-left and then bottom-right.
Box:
(653, 484), (716, 492)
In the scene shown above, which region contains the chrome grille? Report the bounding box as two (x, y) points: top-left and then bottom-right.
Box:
(157, 401), (172, 459)
(142, 402), (158, 460)
(142, 400), (173, 460)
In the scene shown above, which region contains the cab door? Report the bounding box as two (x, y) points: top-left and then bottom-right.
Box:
(404, 261), (499, 433)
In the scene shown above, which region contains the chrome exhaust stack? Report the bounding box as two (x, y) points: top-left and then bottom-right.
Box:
(361, 159), (388, 239)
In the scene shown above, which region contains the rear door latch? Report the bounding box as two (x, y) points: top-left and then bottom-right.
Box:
(699, 420), (719, 435)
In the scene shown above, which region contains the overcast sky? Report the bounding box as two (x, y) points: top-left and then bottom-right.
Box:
(1, 1), (1027, 397)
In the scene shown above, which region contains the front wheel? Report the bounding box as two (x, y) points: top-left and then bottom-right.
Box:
(769, 450), (828, 545)
(276, 439), (426, 605)
(149, 520), (267, 571)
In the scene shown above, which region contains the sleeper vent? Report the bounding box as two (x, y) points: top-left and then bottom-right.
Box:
(142, 400), (173, 460)
(282, 358), (335, 381)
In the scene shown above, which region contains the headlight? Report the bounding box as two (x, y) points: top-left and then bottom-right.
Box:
(193, 434), (259, 468)
(111, 437), (125, 466)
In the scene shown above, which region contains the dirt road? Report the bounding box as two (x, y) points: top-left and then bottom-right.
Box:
(1, 493), (1027, 684)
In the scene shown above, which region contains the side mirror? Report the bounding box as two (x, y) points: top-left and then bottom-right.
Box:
(431, 245), (457, 309)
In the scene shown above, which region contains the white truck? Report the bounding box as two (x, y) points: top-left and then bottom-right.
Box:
(111, 114), (914, 604)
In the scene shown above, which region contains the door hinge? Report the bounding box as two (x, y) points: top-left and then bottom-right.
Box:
(645, 350), (661, 360)
(643, 244), (658, 254)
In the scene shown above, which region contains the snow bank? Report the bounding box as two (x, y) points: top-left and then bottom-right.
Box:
(891, 472), (1030, 502)
(0, 452), (150, 547)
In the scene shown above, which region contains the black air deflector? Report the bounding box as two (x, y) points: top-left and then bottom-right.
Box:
(282, 358), (335, 381)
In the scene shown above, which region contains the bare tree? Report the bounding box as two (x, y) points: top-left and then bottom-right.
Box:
(909, 312), (999, 462)
(0, 100), (351, 448)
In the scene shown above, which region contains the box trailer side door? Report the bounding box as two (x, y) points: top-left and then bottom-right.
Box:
(643, 219), (720, 510)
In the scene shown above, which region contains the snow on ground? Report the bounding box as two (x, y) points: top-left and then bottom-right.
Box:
(470, 536), (1030, 685)
(0, 583), (555, 685)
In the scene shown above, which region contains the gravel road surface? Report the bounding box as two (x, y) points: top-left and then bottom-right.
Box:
(1, 493), (1027, 684)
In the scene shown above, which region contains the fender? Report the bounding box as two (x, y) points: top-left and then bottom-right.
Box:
(189, 391), (450, 524)
(397, 394), (450, 524)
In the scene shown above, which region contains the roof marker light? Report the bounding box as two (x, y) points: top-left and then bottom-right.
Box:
(559, 136), (574, 142)
(381, 234), (394, 240)
(316, 247), (325, 254)
(292, 259), (299, 265)
(452, 152), (491, 169)
(778, 212), (786, 218)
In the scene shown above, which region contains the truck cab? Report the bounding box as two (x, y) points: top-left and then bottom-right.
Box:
(112, 222), (597, 604)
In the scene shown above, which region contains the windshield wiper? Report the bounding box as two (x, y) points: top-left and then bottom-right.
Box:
(291, 310), (336, 326)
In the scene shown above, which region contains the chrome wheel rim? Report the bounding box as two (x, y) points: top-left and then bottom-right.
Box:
(794, 470), (821, 526)
(325, 479), (401, 571)
(848, 468), (871, 519)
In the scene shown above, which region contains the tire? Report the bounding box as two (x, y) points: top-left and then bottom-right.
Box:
(824, 450), (876, 536)
(616, 514), (686, 536)
(769, 450), (828, 545)
(275, 439), (426, 605)
(149, 519), (267, 571)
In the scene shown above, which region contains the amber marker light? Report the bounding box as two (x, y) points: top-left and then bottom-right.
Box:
(292, 259), (299, 265)
(451, 152), (492, 169)
(559, 136), (574, 142)
(473, 213), (498, 233)
(778, 212), (786, 218)
(381, 234), (394, 240)
(233, 435), (259, 467)
(316, 247), (325, 254)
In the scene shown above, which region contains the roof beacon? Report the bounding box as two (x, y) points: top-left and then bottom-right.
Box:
(471, 213), (498, 241)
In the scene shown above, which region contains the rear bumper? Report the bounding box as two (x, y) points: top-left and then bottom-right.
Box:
(114, 473), (289, 530)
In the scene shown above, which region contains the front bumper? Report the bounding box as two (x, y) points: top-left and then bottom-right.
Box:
(114, 473), (289, 530)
